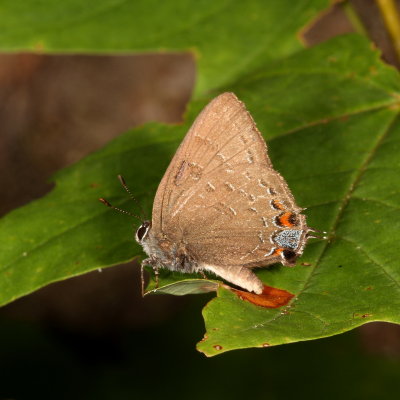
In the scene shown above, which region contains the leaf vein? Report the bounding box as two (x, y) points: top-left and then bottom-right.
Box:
(338, 236), (400, 290)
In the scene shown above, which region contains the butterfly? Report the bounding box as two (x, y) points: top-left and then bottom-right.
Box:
(101, 93), (316, 294)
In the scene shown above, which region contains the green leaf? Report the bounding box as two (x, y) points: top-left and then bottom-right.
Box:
(0, 0), (328, 94)
(197, 37), (400, 355)
(2, 0), (400, 356)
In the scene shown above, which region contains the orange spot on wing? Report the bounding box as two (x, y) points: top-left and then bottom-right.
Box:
(278, 212), (296, 227)
(232, 285), (294, 308)
(273, 248), (284, 256)
(271, 200), (285, 210)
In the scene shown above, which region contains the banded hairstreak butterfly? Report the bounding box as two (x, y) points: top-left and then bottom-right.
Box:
(101, 93), (317, 294)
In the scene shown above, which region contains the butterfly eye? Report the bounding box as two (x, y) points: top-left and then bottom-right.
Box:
(136, 221), (150, 242)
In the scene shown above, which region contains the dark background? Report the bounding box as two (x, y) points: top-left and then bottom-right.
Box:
(1, 2), (400, 399)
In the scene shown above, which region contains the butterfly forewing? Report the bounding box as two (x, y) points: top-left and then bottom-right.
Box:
(152, 93), (273, 235)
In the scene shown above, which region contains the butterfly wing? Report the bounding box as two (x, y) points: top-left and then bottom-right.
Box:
(153, 93), (270, 232)
(151, 92), (308, 266)
(169, 163), (307, 267)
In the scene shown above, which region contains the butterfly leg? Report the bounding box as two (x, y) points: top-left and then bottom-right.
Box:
(154, 266), (160, 288)
(199, 270), (208, 279)
(201, 264), (263, 294)
(141, 258), (160, 295)
(140, 261), (145, 297)
(140, 258), (153, 296)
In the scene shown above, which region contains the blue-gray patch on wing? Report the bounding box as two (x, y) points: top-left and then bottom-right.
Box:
(273, 230), (302, 250)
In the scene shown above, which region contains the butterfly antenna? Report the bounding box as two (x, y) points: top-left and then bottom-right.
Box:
(99, 198), (142, 221)
(118, 175), (147, 220)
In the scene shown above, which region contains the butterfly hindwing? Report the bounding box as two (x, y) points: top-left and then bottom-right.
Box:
(167, 163), (307, 267)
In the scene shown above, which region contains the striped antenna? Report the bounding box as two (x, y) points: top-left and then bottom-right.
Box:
(99, 197), (142, 221)
(118, 175), (146, 220)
